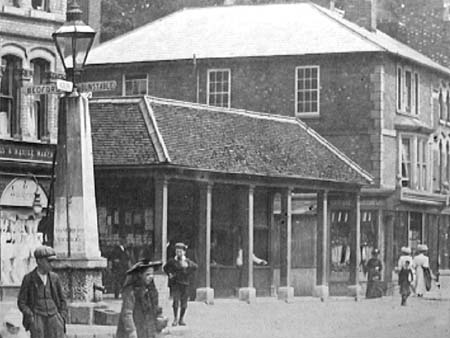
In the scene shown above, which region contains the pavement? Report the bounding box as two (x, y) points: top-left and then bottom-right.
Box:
(1, 293), (449, 338)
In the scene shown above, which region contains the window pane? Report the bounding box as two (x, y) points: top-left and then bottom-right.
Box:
(296, 67), (319, 114)
(207, 70), (231, 108)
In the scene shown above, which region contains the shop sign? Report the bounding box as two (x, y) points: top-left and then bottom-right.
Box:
(0, 141), (54, 163)
(78, 80), (117, 92)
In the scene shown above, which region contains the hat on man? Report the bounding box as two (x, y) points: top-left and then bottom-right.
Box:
(174, 242), (188, 250)
(417, 244), (428, 252)
(34, 246), (57, 260)
(401, 246), (412, 255)
(126, 259), (162, 275)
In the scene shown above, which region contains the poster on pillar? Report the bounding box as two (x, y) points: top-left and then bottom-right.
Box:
(0, 178), (48, 286)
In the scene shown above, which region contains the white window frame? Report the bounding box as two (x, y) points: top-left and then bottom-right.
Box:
(404, 68), (413, 113)
(206, 68), (231, 108)
(399, 133), (429, 191)
(122, 73), (148, 96)
(414, 72), (419, 115)
(295, 65), (320, 117)
(396, 65), (420, 115)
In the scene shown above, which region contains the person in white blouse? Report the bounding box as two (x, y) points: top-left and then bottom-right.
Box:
(413, 244), (430, 297)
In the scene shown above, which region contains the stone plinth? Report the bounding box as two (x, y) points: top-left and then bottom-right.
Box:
(68, 301), (107, 325)
(277, 286), (294, 302)
(238, 287), (256, 304)
(196, 287), (214, 305)
(94, 308), (120, 326)
(313, 285), (329, 301)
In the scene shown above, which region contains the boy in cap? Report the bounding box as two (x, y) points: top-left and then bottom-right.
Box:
(163, 242), (198, 326)
(17, 246), (67, 338)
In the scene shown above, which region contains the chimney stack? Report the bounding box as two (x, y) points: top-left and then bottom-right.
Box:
(343, 0), (377, 31)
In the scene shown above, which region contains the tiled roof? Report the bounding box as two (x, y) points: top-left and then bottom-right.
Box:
(89, 96), (373, 185)
(90, 98), (159, 165)
(86, 3), (450, 76)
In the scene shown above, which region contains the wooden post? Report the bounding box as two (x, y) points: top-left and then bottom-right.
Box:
(278, 188), (294, 302)
(315, 191), (329, 300)
(196, 182), (214, 304)
(154, 176), (168, 264)
(348, 192), (361, 300)
(248, 185), (254, 289)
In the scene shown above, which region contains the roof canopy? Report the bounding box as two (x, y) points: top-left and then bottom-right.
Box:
(90, 96), (373, 186)
(86, 3), (450, 76)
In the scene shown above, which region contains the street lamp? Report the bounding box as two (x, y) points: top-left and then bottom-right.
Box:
(52, 0), (96, 88)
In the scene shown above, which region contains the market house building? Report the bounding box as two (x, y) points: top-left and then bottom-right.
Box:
(89, 96), (372, 299)
(82, 2), (450, 294)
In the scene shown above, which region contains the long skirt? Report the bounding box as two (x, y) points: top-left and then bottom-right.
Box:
(366, 280), (383, 299)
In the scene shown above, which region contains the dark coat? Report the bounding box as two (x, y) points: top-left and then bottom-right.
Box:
(163, 257), (198, 287)
(116, 279), (161, 338)
(17, 269), (68, 332)
(111, 245), (131, 274)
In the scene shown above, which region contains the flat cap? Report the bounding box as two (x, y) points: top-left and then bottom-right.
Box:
(401, 247), (411, 254)
(34, 246), (57, 260)
(126, 259), (162, 275)
(174, 242), (188, 250)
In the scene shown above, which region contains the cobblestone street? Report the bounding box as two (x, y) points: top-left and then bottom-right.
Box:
(161, 296), (450, 338)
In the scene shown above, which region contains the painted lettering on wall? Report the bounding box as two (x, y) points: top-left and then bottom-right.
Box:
(0, 141), (54, 162)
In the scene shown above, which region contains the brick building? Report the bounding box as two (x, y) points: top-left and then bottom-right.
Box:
(0, 0), (66, 296)
(83, 2), (450, 295)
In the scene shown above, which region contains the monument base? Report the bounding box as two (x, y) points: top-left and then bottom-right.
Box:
(277, 286), (294, 302)
(52, 257), (107, 303)
(196, 287), (214, 304)
(238, 287), (256, 303)
(313, 285), (329, 301)
(68, 301), (107, 325)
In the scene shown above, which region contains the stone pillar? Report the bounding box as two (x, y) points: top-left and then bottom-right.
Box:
(314, 191), (329, 300)
(51, 93), (107, 320)
(154, 176), (168, 264)
(17, 68), (33, 139)
(348, 193), (362, 300)
(238, 185), (256, 303)
(196, 182), (214, 304)
(278, 188), (294, 302)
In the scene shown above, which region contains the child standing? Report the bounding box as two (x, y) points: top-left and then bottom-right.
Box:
(398, 260), (414, 306)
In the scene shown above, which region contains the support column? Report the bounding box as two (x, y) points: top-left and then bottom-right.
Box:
(314, 191), (329, 300)
(348, 193), (362, 300)
(196, 182), (214, 304)
(154, 176), (168, 264)
(239, 185), (256, 303)
(278, 188), (294, 302)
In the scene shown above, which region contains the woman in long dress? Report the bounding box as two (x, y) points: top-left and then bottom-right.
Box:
(116, 260), (163, 338)
(413, 244), (430, 297)
(365, 248), (383, 299)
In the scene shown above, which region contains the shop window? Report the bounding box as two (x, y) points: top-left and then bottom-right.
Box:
(409, 212), (423, 249)
(106, 208), (120, 234)
(360, 211), (378, 263)
(330, 210), (351, 272)
(0, 55), (21, 138)
(207, 69), (231, 108)
(123, 74), (147, 96)
(31, 59), (49, 140)
(296, 65), (319, 116)
(254, 190), (269, 262)
(393, 211), (408, 267)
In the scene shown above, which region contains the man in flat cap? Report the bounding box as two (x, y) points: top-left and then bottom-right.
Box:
(163, 242), (197, 327)
(17, 246), (67, 338)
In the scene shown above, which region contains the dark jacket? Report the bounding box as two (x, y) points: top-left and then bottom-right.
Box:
(17, 269), (68, 332)
(116, 279), (161, 338)
(163, 257), (198, 287)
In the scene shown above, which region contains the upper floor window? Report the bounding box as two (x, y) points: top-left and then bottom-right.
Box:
(397, 65), (419, 115)
(0, 55), (22, 138)
(296, 66), (319, 116)
(123, 74), (147, 96)
(401, 135), (428, 190)
(207, 69), (230, 108)
(31, 58), (50, 140)
(32, 0), (50, 11)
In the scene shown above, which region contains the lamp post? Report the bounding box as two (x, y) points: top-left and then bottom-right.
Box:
(51, 0), (106, 310)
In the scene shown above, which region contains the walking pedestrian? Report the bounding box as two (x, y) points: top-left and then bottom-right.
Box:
(413, 244), (431, 297)
(398, 260), (414, 306)
(397, 246), (413, 271)
(163, 242), (198, 327)
(364, 248), (383, 299)
(110, 236), (131, 299)
(17, 246), (67, 338)
(116, 259), (164, 338)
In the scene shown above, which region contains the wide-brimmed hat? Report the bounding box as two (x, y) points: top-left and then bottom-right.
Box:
(126, 259), (162, 275)
(417, 244), (428, 252)
(401, 246), (412, 255)
(34, 246), (57, 260)
(174, 242), (188, 250)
